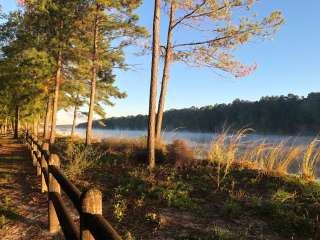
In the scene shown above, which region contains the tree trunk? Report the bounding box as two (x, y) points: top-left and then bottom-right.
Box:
(86, 6), (100, 146)
(11, 120), (14, 133)
(33, 117), (38, 138)
(37, 114), (40, 138)
(14, 105), (19, 139)
(155, 2), (176, 142)
(71, 103), (78, 141)
(4, 117), (7, 135)
(43, 97), (52, 140)
(50, 49), (62, 144)
(147, 0), (161, 170)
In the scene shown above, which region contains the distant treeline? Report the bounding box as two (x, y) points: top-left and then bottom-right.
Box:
(78, 93), (320, 134)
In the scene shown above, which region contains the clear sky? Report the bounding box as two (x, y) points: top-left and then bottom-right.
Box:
(1, 1), (320, 124)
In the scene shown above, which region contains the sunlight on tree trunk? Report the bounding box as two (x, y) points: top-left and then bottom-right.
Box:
(147, 0), (161, 170)
(33, 116), (39, 138)
(155, 1), (176, 142)
(50, 49), (62, 144)
(43, 97), (51, 140)
(4, 117), (7, 135)
(37, 114), (40, 137)
(86, 6), (100, 146)
(71, 102), (78, 141)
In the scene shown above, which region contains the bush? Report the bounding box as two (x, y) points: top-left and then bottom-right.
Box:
(100, 137), (167, 164)
(151, 179), (200, 211)
(64, 143), (104, 180)
(113, 196), (127, 222)
(167, 139), (194, 168)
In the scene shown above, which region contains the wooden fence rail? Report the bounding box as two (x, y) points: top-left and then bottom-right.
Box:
(24, 131), (123, 240)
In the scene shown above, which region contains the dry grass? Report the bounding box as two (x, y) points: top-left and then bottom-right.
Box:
(100, 137), (168, 164)
(64, 143), (105, 180)
(207, 129), (251, 189)
(301, 139), (320, 180)
(167, 139), (194, 168)
(207, 129), (320, 181)
(276, 146), (302, 174)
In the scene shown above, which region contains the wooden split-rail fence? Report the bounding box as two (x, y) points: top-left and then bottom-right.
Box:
(24, 131), (123, 240)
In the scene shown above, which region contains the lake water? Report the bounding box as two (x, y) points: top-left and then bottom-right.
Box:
(56, 127), (315, 147)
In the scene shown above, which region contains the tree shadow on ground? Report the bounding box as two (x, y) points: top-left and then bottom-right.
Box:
(0, 207), (46, 230)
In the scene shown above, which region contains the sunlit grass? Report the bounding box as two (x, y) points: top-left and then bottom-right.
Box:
(206, 129), (320, 181)
(276, 145), (302, 174)
(301, 139), (320, 180)
(207, 128), (250, 189)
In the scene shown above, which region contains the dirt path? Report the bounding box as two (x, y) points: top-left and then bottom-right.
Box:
(0, 135), (55, 239)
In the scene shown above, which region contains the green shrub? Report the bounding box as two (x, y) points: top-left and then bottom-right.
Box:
(64, 144), (104, 179)
(151, 180), (200, 211)
(112, 191), (127, 222)
(272, 189), (296, 203)
(221, 200), (242, 218)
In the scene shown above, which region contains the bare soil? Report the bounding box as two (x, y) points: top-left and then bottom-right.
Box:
(0, 135), (55, 239)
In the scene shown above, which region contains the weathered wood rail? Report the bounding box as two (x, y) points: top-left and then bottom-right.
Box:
(24, 131), (123, 240)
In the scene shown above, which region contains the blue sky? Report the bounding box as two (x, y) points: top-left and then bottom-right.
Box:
(1, 1), (320, 124)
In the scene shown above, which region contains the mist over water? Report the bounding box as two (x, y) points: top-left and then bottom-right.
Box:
(56, 127), (315, 147)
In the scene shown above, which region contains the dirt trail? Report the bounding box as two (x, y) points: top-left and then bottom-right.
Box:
(0, 135), (54, 239)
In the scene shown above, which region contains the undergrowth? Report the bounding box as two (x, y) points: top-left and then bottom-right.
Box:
(52, 131), (320, 239)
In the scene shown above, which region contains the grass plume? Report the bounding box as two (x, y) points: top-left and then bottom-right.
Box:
(207, 129), (320, 181)
(301, 139), (320, 180)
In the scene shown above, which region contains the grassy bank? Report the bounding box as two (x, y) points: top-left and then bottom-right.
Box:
(52, 131), (320, 240)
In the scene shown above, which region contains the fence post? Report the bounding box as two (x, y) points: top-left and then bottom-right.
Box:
(36, 142), (42, 176)
(41, 143), (49, 193)
(31, 141), (37, 167)
(81, 189), (102, 240)
(48, 154), (61, 233)
(29, 135), (35, 166)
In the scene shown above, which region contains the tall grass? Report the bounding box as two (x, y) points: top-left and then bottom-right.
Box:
(208, 129), (250, 189)
(64, 143), (105, 180)
(207, 129), (320, 181)
(277, 146), (302, 174)
(301, 139), (320, 180)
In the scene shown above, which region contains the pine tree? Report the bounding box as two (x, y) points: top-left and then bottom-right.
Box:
(21, 0), (90, 143)
(0, 10), (53, 138)
(147, 0), (161, 169)
(155, 0), (284, 141)
(75, 0), (147, 145)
